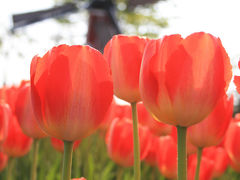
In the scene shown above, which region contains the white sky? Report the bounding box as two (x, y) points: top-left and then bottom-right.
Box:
(0, 0), (240, 100)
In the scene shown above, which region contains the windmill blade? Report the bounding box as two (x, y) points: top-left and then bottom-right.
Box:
(12, 2), (78, 30)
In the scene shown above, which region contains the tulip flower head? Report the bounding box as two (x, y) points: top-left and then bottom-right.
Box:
(144, 134), (161, 166)
(1, 115), (32, 157)
(106, 117), (151, 167)
(225, 116), (240, 166)
(157, 135), (177, 179)
(15, 81), (47, 139)
(203, 147), (229, 178)
(188, 95), (233, 147)
(0, 103), (10, 144)
(140, 32), (232, 127)
(104, 35), (148, 103)
(30, 44), (113, 141)
(188, 154), (214, 180)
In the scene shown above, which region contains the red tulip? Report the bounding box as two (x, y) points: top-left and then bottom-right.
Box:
(157, 135), (177, 179)
(99, 101), (129, 132)
(188, 95), (233, 147)
(51, 137), (81, 153)
(104, 35), (148, 102)
(139, 32), (232, 127)
(187, 154), (214, 180)
(144, 134), (161, 166)
(30, 45), (113, 141)
(0, 103), (10, 144)
(203, 146), (229, 178)
(15, 81), (47, 139)
(1, 86), (18, 113)
(186, 137), (198, 155)
(1, 115), (32, 157)
(72, 178), (86, 180)
(106, 117), (151, 167)
(225, 117), (240, 166)
(0, 151), (8, 172)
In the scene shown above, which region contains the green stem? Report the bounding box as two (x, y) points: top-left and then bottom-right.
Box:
(62, 141), (74, 180)
(177, 126), (187, 180)
(131, 102), (141, 180)
(31, 139), (40, 180)
(194, 147), (203, 180)
(6, 157), (14, 180)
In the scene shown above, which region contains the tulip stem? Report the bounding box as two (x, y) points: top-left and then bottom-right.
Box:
(177, 126), (187, 180)
(194, 147), (203, 180)
(6, 157), (14, 180)
(31, 139), (40, 180)
(131, 102), (141, 180)
(62, 141), (74, 180)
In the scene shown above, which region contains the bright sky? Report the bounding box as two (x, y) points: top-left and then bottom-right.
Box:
(0, 0), (240, 100)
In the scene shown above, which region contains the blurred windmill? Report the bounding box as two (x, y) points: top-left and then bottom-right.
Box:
(11, 0), (162, 51)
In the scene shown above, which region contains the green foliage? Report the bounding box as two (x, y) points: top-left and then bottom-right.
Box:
(118, 5), (168, 38)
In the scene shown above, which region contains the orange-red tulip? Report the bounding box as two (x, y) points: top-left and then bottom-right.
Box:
(139, 32), (232, 127)
(72, 178), (86, 180)
(0, 103), (10, 144)
(104, 35), (148, 102)
(144, 134), (161, 166)
(15, 81), (47, 139)
(51, 137), (81, 153)
(203, 146), (229, 178)
(99, 100), (128, 132)
(188, 95), (233, 147)
(157, 135), (177, 179)
(30, 45), (113, 141)
(1, 115), (32, 157)
(225, 116), (240, 166)
(187, 154), (214, 180)
(106, 117), (151, 167)
(0, 86), (18, 113)
(0, 151), (8, 172)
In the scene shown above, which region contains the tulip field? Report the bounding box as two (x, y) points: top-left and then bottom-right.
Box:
(2, 127), (240, 180)
(1, 32), (240, 180)
(2, 129), (240, 180)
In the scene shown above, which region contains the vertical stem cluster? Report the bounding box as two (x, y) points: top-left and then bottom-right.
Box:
(62, 141), (74, 180)
(31, 139), (40, 180)
(194, 147), (203, 180)
(177, 126), (187, 180)
(131, 102), (141, 180)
